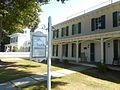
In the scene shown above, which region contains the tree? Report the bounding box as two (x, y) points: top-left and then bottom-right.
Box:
(0, 0), (67, 51)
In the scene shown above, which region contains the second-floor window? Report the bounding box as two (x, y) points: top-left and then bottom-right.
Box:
(72, 22), (81, 35)
(91, 15), (105, 31)
(53, 29), (59, 39)
(113, 11), (120, 27)
(61, 26), (69, 37)
(10, 37), (18, 43)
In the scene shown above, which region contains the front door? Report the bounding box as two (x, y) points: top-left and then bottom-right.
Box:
(90, 43), (95, 62)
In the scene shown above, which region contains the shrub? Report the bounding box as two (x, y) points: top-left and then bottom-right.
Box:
(96, 62), (108, 73)
(12, 46), (18, 52)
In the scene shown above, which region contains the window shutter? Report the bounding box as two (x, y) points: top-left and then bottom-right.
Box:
(66, 26), (69, 36)
(61, 28), (64, 37)
(78, 22), (81, 33)
(56, 45), (58, 56)
(96, 18), (98, 29)
(65, 44), (68, 57)
(57, 29), (59, 38)
(52, 45), (55, 56)
(78, 43), (81, 58)
(91, 18), (95, 31)
(101, 15), (105, 29)
(53, 31), (55, 39)
(72, 24), (75, 35)
(113, 11), (118, 27)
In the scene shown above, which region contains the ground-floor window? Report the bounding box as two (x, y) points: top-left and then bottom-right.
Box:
(72, 43), (76, 57)
(62, 44), (68, 57)
(52, 45), (59, 56)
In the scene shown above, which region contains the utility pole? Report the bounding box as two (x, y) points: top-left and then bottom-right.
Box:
(47, 16), (52, 90)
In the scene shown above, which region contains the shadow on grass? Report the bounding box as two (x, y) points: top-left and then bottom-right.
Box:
(23, 80), (68, 90)
(43, 60), (120, 84)
(0, 60), (41, 83)
(80, 68), (120, 84)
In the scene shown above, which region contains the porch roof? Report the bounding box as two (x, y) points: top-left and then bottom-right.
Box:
(52, 30), (120, 44)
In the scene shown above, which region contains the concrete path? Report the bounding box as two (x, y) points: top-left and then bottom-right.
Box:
(0, 65), (90, 90)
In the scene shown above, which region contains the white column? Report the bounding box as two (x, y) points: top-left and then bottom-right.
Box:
(60, 42), (63, 62)
(76, 41), (79, 63)
(101, 38), (104, 64)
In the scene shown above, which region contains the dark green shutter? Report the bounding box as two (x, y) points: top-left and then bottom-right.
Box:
(61, 28), (64, 37)
(96, 18), (98, 29)
(65, 44), (68, 57)
(78, 43), (81, 58)
(66, 26), (69, 36)
(52, 45), (55, 56)
(78, 22), (81, 33)
(53, 31), (55, 39)
(56, 45), (58, 56)
(101, 15), (105, 29)
(91, 18), (95, 31)
(113, 11), (118, 27)
(72, 24), (75, 35)
(57, 29), (59, 38)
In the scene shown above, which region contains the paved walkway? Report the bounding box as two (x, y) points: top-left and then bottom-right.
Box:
(0, 65), (90, 90)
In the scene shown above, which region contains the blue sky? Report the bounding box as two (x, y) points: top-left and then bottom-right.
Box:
(38, 0), (119, 28)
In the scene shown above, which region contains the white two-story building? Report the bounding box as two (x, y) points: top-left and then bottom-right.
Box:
(52, 1), (120, 65)
(5, 28), (30, 52)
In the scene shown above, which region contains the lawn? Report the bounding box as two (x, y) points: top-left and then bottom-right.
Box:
(0, 59), (76, 83)
(22, 68), (120, 90)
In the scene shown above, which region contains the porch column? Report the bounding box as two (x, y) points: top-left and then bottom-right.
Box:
(76, 41), (79, 63)
(60, 42), (63, 62)
(101, 38), (104, 63)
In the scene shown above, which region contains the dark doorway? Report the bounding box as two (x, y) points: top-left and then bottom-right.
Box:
(113, 40), (118, 58)
(78, 43), (81, 58)
(90, 43), (95, 62)
(103, 42), (106, 64)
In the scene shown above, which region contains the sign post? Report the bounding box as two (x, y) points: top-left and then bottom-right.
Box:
(47, 16), (52, 90)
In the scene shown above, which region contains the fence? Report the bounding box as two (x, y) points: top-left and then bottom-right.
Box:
(0, 52), (30, 57)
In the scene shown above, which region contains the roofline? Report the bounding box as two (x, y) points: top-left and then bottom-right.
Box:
(53, 0), (120, 27)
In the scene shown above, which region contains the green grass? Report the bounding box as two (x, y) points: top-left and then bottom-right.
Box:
(0, 59), (67, 83)
(22, 68), (120, 90)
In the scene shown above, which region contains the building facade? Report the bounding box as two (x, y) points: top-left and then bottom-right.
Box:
(52, 1), (120, 65)
(5, 28), (30, 52)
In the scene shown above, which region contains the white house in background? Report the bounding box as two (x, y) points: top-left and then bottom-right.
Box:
(5, 28), (31, 52)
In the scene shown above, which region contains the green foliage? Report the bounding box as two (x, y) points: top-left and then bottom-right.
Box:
(96, 62), (108, 73)
(12, 46), (18, 52)
(0, 0), (67, 51)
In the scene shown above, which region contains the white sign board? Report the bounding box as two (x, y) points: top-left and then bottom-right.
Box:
(32, 35), (46, 58)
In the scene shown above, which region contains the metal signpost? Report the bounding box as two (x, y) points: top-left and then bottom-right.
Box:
(47, 16), (52, 90)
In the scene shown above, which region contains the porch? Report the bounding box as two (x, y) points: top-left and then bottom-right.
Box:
(52, 30), (120, 65)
